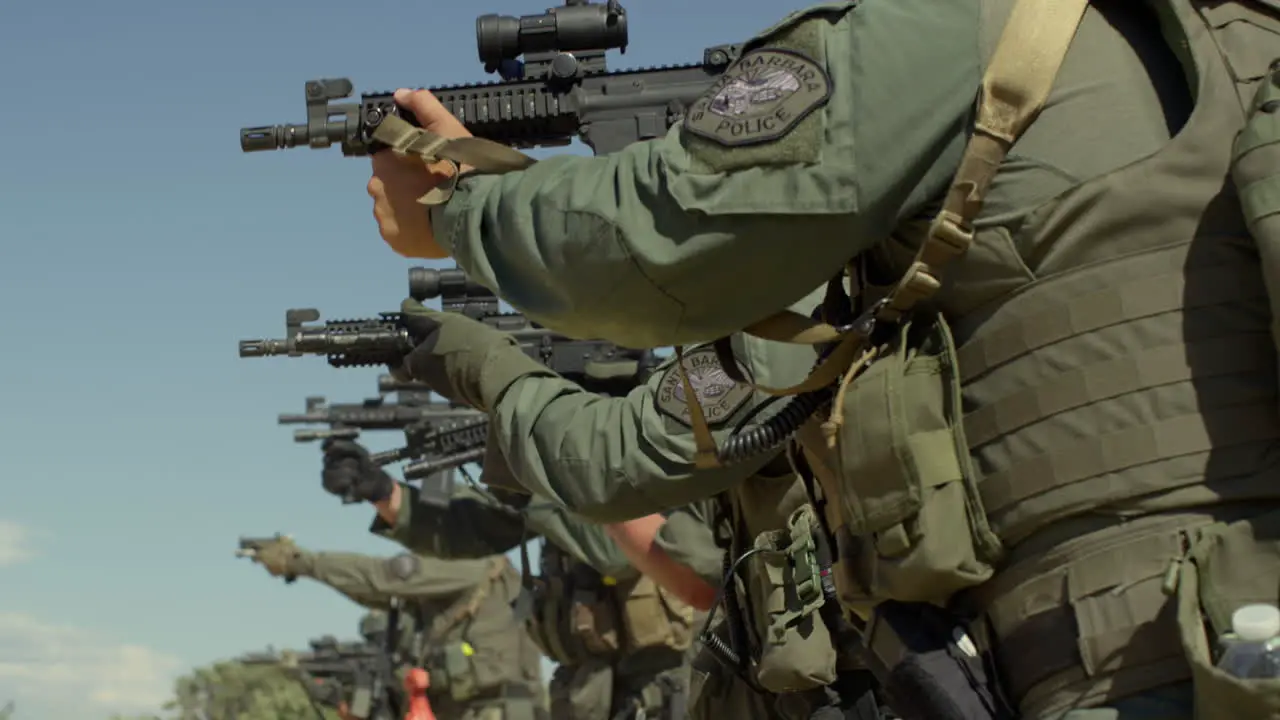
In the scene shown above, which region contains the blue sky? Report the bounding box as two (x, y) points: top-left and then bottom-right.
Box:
(0, 0), (809, 716)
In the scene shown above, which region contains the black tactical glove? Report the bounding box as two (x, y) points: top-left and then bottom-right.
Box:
(392, 298), (554, 410)
(320, 439), (395, 503)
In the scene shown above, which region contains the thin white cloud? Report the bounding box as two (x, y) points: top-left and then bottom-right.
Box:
(0, 523), (32, 568)
(0, 612), (182, 717)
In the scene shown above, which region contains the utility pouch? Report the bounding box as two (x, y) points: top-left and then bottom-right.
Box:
(620, 575), (694, 652)
(833, 313), (1001, 606)
(1233, 61), (1280, 367)
(570, 571), (622, 656)
(427, 641), (502, 702)
(1174, 509), (1280, 719)
(745, 504), (839, 693)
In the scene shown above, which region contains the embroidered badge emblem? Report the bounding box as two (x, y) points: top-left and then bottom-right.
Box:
(685, 48), (832, 146)
(655, 346), (753, 427)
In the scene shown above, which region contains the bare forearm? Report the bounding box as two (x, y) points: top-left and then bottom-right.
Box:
(373, 482), (403, 525)
(606, 516), (717, 611)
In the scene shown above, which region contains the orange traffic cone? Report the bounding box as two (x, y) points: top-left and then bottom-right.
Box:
(404, 667), (435, 720)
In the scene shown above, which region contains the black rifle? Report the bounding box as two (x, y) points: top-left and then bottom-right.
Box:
(240, 0), (740, 157)
(279, 394), (469, 431)
(401, 417), (490, 481)
(238, 266), (655, 390)
(283, 394), (480, 456)
(238, 648), (347, 716)
(239, 633), (403, 720)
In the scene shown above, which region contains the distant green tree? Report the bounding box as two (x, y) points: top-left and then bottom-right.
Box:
(106, 660), (338, 720)
(0, 700), (14, 720)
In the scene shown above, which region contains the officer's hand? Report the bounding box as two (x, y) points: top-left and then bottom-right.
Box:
(394, 298), (552, 410)
(321, 439), (396, 503)
(368, 88), (472, 261)
(244, 536), (308, 580)
(397, 88), (472, 145)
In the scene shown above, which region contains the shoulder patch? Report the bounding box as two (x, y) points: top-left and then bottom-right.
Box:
(685, 48), (832, 147)
(386, 553), (420, 580)
(655, 346), (754, 428)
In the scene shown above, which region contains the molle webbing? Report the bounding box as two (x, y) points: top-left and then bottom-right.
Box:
(979, 402), (1280, 538)
(955, 263), (1268, 385)
(953, 255), (1279, 544)
(370, 115), (536, 205)
(962, 333), (1273, 450)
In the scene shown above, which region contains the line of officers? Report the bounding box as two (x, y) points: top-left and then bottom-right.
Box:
(234, 0), (1280, 717)
(242, 330), (890, 720)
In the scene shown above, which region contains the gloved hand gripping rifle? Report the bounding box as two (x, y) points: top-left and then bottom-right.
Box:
(240, 0), (741, 158)
(277, 388), (486, 507)
(286, 389), (488, 502)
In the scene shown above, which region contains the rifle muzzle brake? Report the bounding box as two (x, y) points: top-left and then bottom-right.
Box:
(239, 339), (290, 357)
(241, 124), (308, 152)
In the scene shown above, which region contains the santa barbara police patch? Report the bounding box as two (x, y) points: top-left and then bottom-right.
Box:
(685, 48), (832, 147)
(655, 346), (753, 428)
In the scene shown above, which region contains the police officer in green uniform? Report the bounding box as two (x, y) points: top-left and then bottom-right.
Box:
(319, 440), (710, 720)
(245, 538), (546, 720)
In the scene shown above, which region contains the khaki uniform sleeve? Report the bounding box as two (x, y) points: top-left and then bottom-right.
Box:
(489, 291), (825, 522)
(303, 551), (493, 610)
(434, 0), (979, 347)
(654, 502), (726, 588)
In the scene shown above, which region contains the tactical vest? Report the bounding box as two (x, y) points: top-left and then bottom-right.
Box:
(882, 1), (1280, 715)
(525, 540), (696, 667)
(412, 556), (542, 706)
(670, 0), (1280, 716)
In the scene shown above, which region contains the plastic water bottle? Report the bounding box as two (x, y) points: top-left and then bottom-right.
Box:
(1217, 603), (1280, 679)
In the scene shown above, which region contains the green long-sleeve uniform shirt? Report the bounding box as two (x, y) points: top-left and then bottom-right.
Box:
(474, 285), (826, 525)
(431, 0), (1184, 350)
(297, 551), (544, 716)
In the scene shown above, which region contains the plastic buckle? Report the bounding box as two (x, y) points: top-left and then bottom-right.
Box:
(928, 215), (973, 258)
